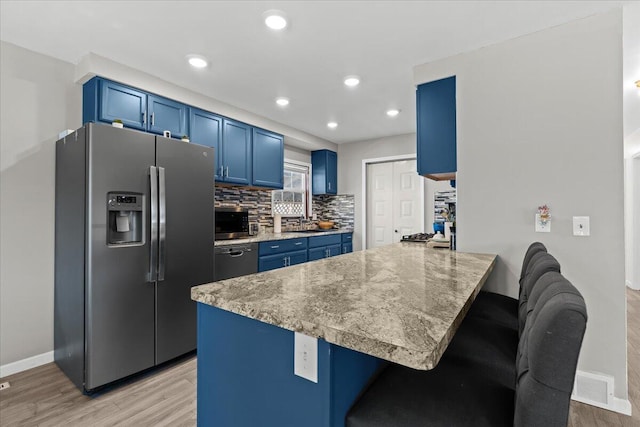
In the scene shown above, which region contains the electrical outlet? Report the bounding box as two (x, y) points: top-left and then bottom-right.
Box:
(294, 332), (318, 383)
(0, 381), (10, 390)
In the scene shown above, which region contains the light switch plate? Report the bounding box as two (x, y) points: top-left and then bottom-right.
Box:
(573, 216), (590, 236)
(294, 332), (318, 383)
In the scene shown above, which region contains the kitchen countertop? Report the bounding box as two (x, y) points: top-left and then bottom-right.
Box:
(214, 229), (353, 246)
(192, 243), (496, 370)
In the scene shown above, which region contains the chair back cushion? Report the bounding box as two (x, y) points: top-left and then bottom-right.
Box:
(519, 242), (547, 284)
(514, 276), (587, 427)
(518, 253), (561, 335)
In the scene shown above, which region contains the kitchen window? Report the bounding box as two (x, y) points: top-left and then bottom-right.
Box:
(272, 161), (312, 218)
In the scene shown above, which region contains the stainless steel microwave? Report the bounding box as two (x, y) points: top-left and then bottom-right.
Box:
(215, 207), (250, 240)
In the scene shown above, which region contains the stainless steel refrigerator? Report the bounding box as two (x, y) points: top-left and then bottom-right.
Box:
(54, 123), (214, 392)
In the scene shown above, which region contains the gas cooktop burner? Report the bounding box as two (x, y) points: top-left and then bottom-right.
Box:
(401, 233), (434, 242)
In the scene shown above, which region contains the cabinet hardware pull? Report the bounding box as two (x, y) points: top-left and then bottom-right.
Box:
(295, 242), (302, 245)
(142, 111), (146, 124)
(151, 112), (155, 126)
(225, 166), (229, 177)
(271, 245), (280, 249)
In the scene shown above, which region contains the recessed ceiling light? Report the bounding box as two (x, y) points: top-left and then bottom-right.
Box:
(276, 97), (290, 107)
(344, 76), (360, 87)
(187, 55), (208, 69)
(264, 10), (287, 30)
(386, 109), (400, 117)
(327, 122), (338, 129)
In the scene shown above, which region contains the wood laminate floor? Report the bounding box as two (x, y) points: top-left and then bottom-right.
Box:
(1, 288), (639, 426)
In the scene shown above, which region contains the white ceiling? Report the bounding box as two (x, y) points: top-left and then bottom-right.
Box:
(0, 1), (629, 144)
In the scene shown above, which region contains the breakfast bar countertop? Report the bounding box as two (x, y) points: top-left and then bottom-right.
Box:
(213, 228), (353, 246)
(192, 243), (496, 370)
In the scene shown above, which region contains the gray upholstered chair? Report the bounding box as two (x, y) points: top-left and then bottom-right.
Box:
(442, 252), (561, 388)
(345, 272), (587, 427)
(467, 242), (547, 331)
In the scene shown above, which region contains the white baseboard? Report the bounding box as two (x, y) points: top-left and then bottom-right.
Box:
(627, 279), (640, 290)
(0, 351), (54, 379)
(572, 370), (632, 416)
(572, 394), (632, 416)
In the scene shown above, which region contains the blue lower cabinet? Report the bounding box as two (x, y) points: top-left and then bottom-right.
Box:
(308, 234), (341, 248)
(197, 303), (383, 427)
(258, 238), (308, 272)
(341, 233), (353, 254)
(259, 253), (289, 272)
(308, 247), (328, 262)
(287, 249), (308, 266)
(259, 249), (308, 272)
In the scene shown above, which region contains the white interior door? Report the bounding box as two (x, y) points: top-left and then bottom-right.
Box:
(367, 162), (393, 248)
(392, 160), (423, 243)
(366, 159), (423, 249)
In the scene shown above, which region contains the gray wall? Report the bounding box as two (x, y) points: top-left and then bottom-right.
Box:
(0, 41), (82, 366)
(0, 42), (314, 369)
(414, 10), (627, 399)
(338, 134), (416, 251)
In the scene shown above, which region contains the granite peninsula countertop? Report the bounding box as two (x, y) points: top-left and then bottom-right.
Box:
(192, 243), (496, 370)
(214, 229), (353, 246)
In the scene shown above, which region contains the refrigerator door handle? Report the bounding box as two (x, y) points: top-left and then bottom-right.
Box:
(158, 166), (167, 281)
(149, 166), (158, 282)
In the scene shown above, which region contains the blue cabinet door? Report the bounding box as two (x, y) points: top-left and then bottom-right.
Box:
(326, 150), (337, 195)
(327, 244), (341, 257)
(252, 128), (284, 189)
(308, 247), (327, 262)
(190, 108), (223, 181)
(148, 94), (189, 138)
(288, 249), (308, 266)
(98, 79), (147, 130)
(308, 234), (342, 248)
(342, 243), (353, 254)
(259, 253), (288, 272)
(311, 150), (338, 195)
(341, 233), (353, 243)
(258, 249), (308, 272)
(259, 238), (307, 256)
(416, 76), (456, 180)
(222, 119), (252, 185)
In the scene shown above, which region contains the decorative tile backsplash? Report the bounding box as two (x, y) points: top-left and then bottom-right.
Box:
(215, 185), (354, 231)
(312, 194), (355, 229)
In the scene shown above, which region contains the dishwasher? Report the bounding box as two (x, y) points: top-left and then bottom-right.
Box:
(214, 243), (258, 281)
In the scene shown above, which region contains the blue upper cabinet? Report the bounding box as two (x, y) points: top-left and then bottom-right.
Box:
(148, 94), (189, 138)
(252, 128), (284, 189)
(222, 119), (252, 186)
(311, 149), (338, 195)
(83, 77), (284, 189)
(91, 79), (147, 130)
(416, 76), (457, 181)
(190, 108), (223, 181)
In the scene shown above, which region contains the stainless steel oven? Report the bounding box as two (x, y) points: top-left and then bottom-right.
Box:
(215, 207), (250, 240)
